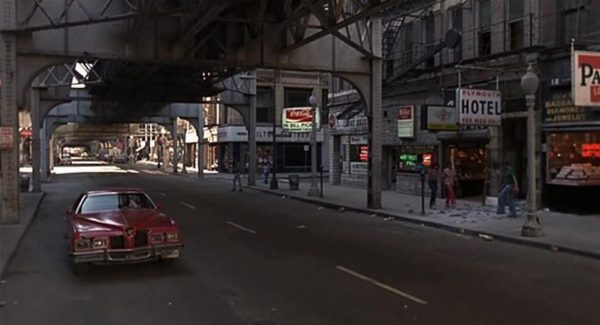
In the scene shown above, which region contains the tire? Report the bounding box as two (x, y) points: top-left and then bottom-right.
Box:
(72, 262), (90, 276)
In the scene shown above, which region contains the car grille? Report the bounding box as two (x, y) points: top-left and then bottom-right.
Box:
(110, 235), (125, 249)
(134, 229), (148, 247)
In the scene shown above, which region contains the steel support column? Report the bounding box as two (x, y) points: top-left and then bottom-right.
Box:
(40, 119), (48, 182)
(0, 0), (20, 223)
(197, 105), (205, 178)
(367, 16), (383, 209)
(172, 119), (178, 174)
(30, 87), (41, 192)
(247, 72), (257, 186)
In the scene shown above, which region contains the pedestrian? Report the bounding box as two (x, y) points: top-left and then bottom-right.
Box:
(263, 161), (270, 184)
(442, 163), (456, 209)
(427, 163), (439, 209)
(497, 163), (519, 217)
(232, 159), (243, 192)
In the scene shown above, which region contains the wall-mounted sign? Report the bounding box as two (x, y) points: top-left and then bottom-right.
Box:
(350, 162), (368, 175)
(397, 105), (415, 138)
(544, 91), (589, 124)
(456, 88), (502, 126)
(426, 105), (459, 131)
(282, 107), (320, 132)
(350, 135), (368, 145)
(328, 113), (337, 128)
(207, 126), (324, 143)
(573, 50), (600, 106)
(0, 127), (14, 150)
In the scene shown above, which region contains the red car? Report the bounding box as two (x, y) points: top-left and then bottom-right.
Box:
(65, 189), (182, 274)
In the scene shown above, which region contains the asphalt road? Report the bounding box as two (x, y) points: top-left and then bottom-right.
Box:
(1, 161), (600, 325)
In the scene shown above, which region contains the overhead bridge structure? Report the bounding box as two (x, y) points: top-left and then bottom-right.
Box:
(0, 0), (407, 222)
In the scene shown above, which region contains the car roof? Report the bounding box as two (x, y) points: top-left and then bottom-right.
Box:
(85, 188), (146, 196)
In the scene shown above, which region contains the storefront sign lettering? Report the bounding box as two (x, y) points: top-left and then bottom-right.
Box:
(397, 105), (415, 138)
(582, 143), (600, 158)
(282, 107), (320, 132)
(573, 50), (600, 106)
(456, 88), (502, 126)
(544, 91), (588, 123)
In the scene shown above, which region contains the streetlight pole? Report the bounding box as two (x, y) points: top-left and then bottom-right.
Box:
(521, 64), (544, 237)
(308, 91), (320, 197)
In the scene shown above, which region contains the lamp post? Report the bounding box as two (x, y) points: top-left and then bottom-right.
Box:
(521, 64), (544, 237)
(308, 93), (320, 197)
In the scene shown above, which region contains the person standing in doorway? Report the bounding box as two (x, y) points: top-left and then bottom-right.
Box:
(497, 163), (519, 217)
(427, 163), (440, 209)
(263, 161), (270, 185)
(443, 163), (456, 209)
(232, 159), (243, 192)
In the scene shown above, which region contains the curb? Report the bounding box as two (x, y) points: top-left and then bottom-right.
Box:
(249, 186), (600, 261)
(1, 192), (46, 278)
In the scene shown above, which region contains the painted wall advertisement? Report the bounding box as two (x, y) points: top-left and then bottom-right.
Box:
(456, 88), (502, 126)
(282, 107), (320, 132)
(397, 105), (415, 138)
(573, 50), (600, 106)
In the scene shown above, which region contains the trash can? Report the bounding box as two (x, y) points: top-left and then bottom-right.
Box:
(20, 175), (30, 192)
(288, 174), (300, 191)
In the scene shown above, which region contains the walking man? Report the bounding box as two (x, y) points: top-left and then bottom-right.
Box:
(497, 163), (519, 217)
(232, 159), (243, 192)
(427, 163), (439, 209)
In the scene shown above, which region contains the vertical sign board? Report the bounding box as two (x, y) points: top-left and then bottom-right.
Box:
(397, 105), (415, 138)
(573, 50), (600, 106)
(0, 126), (14, 150)
(456, 88), (502, 126)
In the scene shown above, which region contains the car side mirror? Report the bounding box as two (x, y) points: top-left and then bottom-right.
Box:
(156, 203), (163, 210)
(65, 207), (73, 215)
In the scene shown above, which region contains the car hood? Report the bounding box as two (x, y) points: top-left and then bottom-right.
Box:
(73, 209), (175, 233)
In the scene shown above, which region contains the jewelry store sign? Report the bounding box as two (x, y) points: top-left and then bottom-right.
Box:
(456, 88), (502, 126)
(573, 50), (600, 106)
(0, 127), (14, 150)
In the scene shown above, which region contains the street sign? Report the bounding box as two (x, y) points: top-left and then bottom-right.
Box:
(456, 88), (502, 126)
(0, 126), (14, 150)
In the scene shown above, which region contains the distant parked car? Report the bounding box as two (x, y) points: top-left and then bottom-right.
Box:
(59, 154), (72, 165)
(65, 189), (183, 274)
(113, 155), (129, 164)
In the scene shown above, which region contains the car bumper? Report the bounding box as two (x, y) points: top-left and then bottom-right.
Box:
(70, 243), (183, 264)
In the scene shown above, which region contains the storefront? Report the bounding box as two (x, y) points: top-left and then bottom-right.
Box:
(395, 145), (438, 195)
(444, 141), (487, 198)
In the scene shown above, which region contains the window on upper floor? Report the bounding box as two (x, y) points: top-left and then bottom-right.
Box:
(507, 0), (524, 51)
(450, 6), (463, 62)
(507, 0), (523, 20)
(561, 7), (584, 45)
(423, 13), (435, 68)
(284, 88), (313, 108)
(509, 20), (524, 50)
(478, 0), (492, 56)
(403, 22), (414, 65)
(257, 87), (273, 123)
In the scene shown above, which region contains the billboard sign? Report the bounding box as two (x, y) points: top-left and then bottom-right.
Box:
(426, 105), (459, 131)
(456, 88), (502, 126)
(397, 105), (415, 138)
(282, 107), (320, 132)
(573, 50), (600, 106)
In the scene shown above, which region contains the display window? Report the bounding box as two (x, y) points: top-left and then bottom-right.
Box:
(448, 146), (486, 181)
(398, 145), (436, 172)
(547, 132), (600, 185)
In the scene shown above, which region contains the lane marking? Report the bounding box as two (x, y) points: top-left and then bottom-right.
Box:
(335, 265), (428, 305)
(226, 221), (257, 235)
(180, 202), (196, 210)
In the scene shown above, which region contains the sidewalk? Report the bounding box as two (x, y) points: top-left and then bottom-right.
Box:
(0, 191), (45, 277)
(133, 161), (600, 259)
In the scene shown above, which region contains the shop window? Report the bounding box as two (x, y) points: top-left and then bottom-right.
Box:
(547, 132), (600, 185)
(398, 145), (437, 172)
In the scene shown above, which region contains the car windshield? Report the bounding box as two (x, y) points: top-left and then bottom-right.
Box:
(79, 193), (155, 213)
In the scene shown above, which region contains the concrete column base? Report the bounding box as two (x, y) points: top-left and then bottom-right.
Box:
(521, 212), (544, 237)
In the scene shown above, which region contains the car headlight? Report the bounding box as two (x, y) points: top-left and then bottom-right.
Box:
(151, 233), (164, 243)
(92, 238), (108, 248)
(166, 232), (179, 242)
(75, 237), (91, 250)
